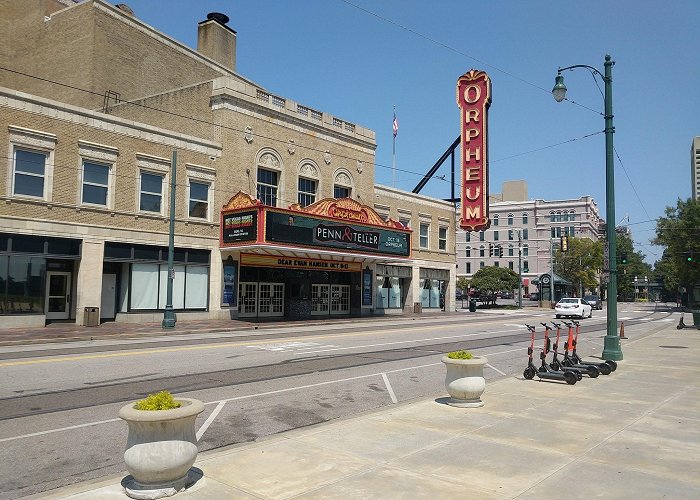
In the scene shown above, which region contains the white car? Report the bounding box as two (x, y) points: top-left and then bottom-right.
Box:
(555, 298), (592, 319)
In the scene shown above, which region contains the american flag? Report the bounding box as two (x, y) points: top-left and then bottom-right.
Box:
(392, 113), (398, 138)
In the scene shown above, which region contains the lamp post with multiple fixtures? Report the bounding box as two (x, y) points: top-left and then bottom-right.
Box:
(552, 55), (622, 361)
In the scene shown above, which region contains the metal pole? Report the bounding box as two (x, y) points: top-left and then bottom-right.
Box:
(550, 238), (555, 306)
(601, 55), (622, 360)
(518, 230), (522, 308)
(162, 150), (177, 329)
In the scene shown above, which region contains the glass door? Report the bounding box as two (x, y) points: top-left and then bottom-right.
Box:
(311, 284), (330, 315)
(259, 282), (284, 317)
(330, 284), (350, 315)
(45, 271), (71, 320)
(238, 282), (258, 317)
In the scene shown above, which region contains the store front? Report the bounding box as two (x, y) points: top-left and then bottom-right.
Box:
(375, 264), (411, 312)
(420, 268), (450, 310)
(220, 192), (412, 320)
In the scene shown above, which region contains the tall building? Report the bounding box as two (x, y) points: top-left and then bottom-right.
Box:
(456, 181), (603, 296)
(0, 0), (456, 329)
(692, 136), (700, 200)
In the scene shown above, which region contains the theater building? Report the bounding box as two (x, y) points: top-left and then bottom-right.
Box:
(0, 0), (455, 328)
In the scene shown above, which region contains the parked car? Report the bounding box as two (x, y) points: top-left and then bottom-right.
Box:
(555, 298), (592, 319)
(500, 291), (514, 299)
(530, 292), (539, 301)
(583, 294), (603, 310)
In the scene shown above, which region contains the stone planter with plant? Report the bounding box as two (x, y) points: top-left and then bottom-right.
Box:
(119, 391), (204, 499)
(441, 350), (488, 408)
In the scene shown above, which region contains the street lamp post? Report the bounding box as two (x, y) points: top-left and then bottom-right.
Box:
(553, 54), (622, 360)
(162, 150), (177, 329)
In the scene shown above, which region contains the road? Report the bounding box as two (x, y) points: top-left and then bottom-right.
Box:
(0, 302), (678, 499)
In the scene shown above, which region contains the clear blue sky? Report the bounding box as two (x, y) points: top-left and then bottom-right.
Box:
(124, 0), (699, 264)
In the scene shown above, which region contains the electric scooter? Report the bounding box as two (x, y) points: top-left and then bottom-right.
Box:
(523, 324), (577, 385)
(540, 323), (583, 381)
(563, 321), (617, 373)
(547, 322), (599, 378)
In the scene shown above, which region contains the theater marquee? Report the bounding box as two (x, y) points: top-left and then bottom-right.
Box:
(457, 69), (492, 231)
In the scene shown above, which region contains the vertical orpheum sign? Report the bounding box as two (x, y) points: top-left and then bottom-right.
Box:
(457, 70), (492, 231)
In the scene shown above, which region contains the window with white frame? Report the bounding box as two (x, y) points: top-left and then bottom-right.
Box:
(523, 229), (529, 239)
(9, 126), (56, 201)
(508, 213), (514, 225)
(298, 160), (319, 207)
(81, 160), (110, 206)
(186, 163), (215, 221)
(508, 244), (514, 257)
(139, 171), (164, 213)
(479, 245), (485, 257)
(522, 212), (528, 224)
(419, 223), (429, 248)
(466, 262), (471, 273)
(493, 214), (499, 226)
(523, 245), (529, 257)
(439, 226), (447, 251)
(466, 246), (471, 258)
(188, 181), (209, 219)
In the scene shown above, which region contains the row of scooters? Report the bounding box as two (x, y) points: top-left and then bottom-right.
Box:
(524, 321), (618, 385)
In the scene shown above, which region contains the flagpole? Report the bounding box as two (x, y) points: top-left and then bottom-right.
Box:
(392, 106), (396, 188)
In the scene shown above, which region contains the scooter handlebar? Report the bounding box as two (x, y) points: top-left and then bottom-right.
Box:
(552, 322), (561, 328)
(540, 322), (551, 329)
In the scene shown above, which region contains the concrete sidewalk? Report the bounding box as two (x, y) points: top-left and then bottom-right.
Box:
(35, 323), (699, 499)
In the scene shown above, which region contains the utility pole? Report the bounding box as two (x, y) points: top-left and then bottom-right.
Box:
(518, 230), (522, 308)
(549, 238), (555, 306)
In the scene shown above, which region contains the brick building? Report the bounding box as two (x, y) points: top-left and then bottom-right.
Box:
(0, 0), (456, 328)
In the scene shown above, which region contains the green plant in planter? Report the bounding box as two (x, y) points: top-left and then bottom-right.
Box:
(447, 350), (474, 360)
(134, 390), (181, 410)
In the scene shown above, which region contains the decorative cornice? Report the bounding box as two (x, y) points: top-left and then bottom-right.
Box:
(223, 191), (261, 210)
(287, 197), (405, 229)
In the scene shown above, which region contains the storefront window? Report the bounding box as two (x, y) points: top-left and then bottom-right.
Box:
(131, 263), (209, 311)
(376, 276), (402, 309)
(420, 278), (445, 308)
(0, 255), (46, 314)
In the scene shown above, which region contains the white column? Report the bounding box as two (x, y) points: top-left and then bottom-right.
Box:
(75, 240), (104, 326)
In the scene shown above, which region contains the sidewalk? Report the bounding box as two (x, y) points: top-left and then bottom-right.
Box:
(35, 322), (699, 499)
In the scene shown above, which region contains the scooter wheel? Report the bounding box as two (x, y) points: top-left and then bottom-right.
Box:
(598, 363), (612, 375)
(575, 371), (583, 381)
(550, 361), (560, 371)
(564, 371), (577, 385)
(606, 360), (618, 372)
(523, 367), (536, 380)
(587, 366), (600, 378)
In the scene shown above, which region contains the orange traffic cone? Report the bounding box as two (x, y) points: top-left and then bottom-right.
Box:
(619, 321), (627, 339)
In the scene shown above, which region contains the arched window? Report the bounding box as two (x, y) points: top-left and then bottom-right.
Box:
(297, 159), (319, 207)
(522, 212), (528, 225)
(256, 149), (283, 206)
(507, 213), (514, 225)
(333, 169), (353, 199)
(550, 211), (555, 223)
(556, 210), (562, 222)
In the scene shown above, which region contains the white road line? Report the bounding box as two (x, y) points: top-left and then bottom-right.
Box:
(2, 344), (532, 443)
(196, 400), (226, 442)
(381, 373), (398, 404)
(486, 363), (506, 376)
(0, 418), (121, 444)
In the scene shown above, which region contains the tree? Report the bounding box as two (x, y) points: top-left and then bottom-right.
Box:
(616, 233), (653, 301)
(554, 237), (603, 294)
(653, 198), (700, 296)
(469, 267), (519, 305)
(456, 277), (470, 294)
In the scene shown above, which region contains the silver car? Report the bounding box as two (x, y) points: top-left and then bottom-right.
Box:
(584, 294), (603, 310)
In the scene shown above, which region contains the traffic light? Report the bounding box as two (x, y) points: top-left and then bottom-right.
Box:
(489, 243), (494, 257)
(498, 245), (504, 258)
(560, 235), (569, 252)
(687, 254), (694, 263)
(620, 252), (628, 265)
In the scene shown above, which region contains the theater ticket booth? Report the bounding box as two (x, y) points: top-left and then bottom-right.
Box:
(220, 192), (412, 320)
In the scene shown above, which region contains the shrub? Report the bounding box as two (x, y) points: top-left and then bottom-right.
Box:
(134, 390), (181, 411)
(447, 350), (474, 360)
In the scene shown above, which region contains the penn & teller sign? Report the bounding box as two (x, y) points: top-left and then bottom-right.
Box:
(457, 70), (492, 231)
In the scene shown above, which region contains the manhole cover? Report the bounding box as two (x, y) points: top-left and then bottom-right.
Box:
(658, 345), (688, 349)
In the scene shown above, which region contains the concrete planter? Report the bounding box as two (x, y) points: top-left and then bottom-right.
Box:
(441, 356), (488, 408)
(119, 398), (204, 499)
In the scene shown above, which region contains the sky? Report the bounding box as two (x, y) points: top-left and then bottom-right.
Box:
(121, 0), (699, 264)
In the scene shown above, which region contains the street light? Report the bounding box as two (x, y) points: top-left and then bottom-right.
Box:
(552, 54), (622, 361)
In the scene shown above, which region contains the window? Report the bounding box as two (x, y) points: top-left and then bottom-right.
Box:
(494, 261), (500, 267)
(419, 223), (429, 248)
(523, 245), (529, 257)
(130, 263), (209, 310)
(480, 261), (485, 269)
(334, 170), (353, 199)
(508, 229), (514, 241)
(139, 171), (164, 213)
(438, 227), (447, 251)
(13, 149), (47, 198)
(188, 181), (209, 219)
(508, 213), (514, 225)
(465, 232), (471, 242)
(479, 231), (485, 242)
(522, 229), (529, 240)
(493, 215), (499, 226)
(479, 245), (485, 257)
(465, 246), (471, 258)
(522, 212), (528, 224)
(257, 168), (278, 206)
(298, 177), (317, 207)
(551, 228), (556, 238)
(81, 161), (110, 206)
(523, 260), (529, 272)
(493, 230), (499, 241)
(508, 245), (514, 257)
(466, 262), (471, 273)
(550, 211), (555, 223)
(508, 261), (514, 270)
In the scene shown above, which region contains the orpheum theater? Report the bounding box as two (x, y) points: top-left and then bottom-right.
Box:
(220, 190), (455, 319)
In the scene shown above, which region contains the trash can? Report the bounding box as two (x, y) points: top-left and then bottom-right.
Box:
(469, 299), (477, 313)
(84, 307), (99, 327)
(414, 302), (422, 314)
(692, 310), (700, 328)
